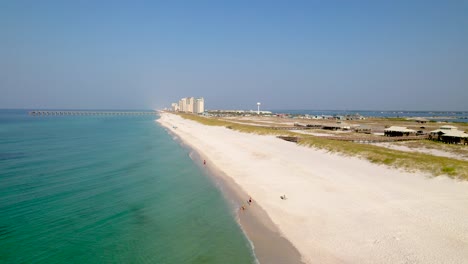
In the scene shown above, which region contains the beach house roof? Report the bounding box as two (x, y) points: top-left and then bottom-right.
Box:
(430, 129), (444, 134)
(433, 130), (468, 138)
(442, 130), (468, 138)
(322, 123), (351, 130)
(384, 126), (416, 133)
(431, 125), (462, 134)
(412, 117), (430, 123)
(439, 125), (457, 130)
(430, 127), (468, 138)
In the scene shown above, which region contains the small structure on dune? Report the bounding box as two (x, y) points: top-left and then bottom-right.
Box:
(439, 125), (458, 130)
(346, 113), (365, 120)
(414, 118), (429, 124)
(322, 123), (351, 131)
(354, 125), (372, 134)
(294, 122), (322, 128)
(429, 125), (468, 144)
(294, 122), (306, 127)
(384, 126), (417, 137)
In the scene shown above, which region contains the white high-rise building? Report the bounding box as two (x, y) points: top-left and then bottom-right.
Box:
(179, 98), (187, 112)
(195, 97), (204, 113)
(173, 97), (204, 113)
(186, 97), (195, 113)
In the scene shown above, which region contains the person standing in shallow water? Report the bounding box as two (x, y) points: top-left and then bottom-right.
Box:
(203, 160), (206, 165)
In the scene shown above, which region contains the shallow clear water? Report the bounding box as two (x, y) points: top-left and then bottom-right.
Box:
(0, 110), (255, 263)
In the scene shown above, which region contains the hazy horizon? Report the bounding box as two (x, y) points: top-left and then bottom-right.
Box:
(1, 1), (467, 111)
(2, 108), (468, 113)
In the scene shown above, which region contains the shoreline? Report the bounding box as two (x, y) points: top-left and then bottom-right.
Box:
(158, 118), (305, 264)
(157, 112), (468, 264)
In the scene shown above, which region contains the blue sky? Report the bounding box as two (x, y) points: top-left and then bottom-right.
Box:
(1, 0), (467, 110)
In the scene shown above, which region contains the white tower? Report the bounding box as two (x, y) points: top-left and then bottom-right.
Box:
(257, 102), (261, 115)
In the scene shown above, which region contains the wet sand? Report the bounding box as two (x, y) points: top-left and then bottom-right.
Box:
(200, 154), (305, 264)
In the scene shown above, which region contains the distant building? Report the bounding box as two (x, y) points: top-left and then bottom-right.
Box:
(429, 126), (468, 144)
(173, 97), (204, 114)
(179, 98), (187, 112)
(355, 125), (372, 134)
(437, 125), (458, 131)
(414, 118), (429, 123)
(195, 98), (205, 113)
(322, 123), (351, 131)
(186, 97), (195, 113)
(384, 126), (416, 137)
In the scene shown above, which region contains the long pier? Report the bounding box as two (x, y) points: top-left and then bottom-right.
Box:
(29, 110), (157, 116)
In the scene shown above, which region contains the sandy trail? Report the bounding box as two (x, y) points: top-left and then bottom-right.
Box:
(158, 113), (468, 264)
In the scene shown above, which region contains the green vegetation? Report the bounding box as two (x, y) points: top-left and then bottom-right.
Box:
(381, 117), (410, 122)
(297, 136), (467, 179)
(179, 113), (292, 136)
(394, 140), (468, 158)
(177, 113), (468, 180)
(441, 166), (456, 175)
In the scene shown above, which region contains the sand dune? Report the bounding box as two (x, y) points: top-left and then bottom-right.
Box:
(158, 113), (468, 264)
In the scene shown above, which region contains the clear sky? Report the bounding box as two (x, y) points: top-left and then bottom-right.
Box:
(1, 0), (467, 111)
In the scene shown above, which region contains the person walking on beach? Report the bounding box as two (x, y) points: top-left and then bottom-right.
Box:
(203, 159), (206, 165)
(248, 197), (252, 205)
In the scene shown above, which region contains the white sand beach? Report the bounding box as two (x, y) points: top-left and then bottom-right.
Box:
(158, 112), (468, 264)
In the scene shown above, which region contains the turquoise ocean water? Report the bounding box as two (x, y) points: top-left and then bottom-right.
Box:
(0, 110), (255, 263)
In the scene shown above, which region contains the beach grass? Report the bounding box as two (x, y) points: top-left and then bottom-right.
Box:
(380, 117), (410, 122)
(176, 113), (468, 180)
(297, 136), (467, 179)
(392, 140), (468, 157)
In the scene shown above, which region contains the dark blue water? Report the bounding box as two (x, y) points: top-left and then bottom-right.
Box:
(0, 109), (255, 263)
